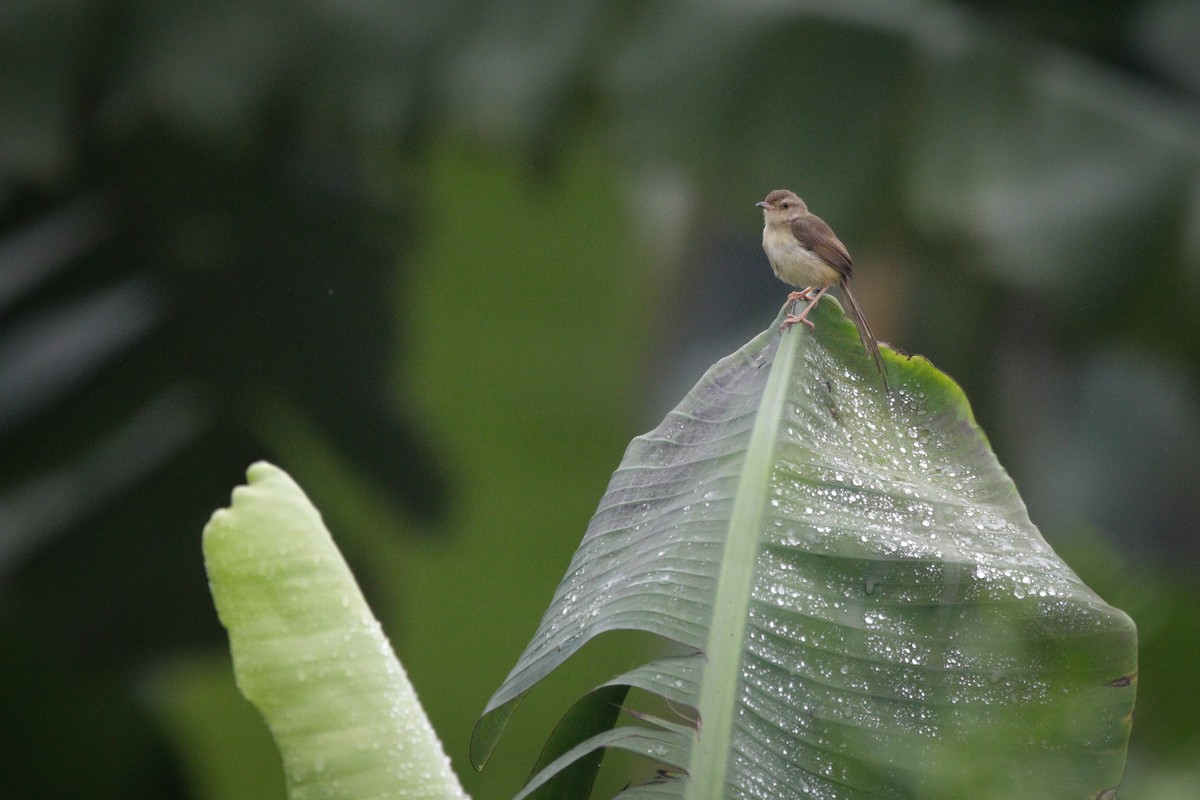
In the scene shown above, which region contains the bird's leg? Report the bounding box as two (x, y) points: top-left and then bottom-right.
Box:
(783, 287), (818, 318)
(781, 285), (830, 330)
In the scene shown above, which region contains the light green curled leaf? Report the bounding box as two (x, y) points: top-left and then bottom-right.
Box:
(475, 299), (1136, 799)
(203, 462), (468, 800)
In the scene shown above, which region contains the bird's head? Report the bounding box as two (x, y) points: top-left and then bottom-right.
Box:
(756, 189), (807, 224)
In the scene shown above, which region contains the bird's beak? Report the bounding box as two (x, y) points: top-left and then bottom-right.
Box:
(755, 201), (769, 209)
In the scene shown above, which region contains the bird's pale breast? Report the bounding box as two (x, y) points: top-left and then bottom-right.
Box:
(761, 223), (841, 288)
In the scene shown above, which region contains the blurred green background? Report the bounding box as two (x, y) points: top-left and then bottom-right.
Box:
(2, 1), (1198, 798)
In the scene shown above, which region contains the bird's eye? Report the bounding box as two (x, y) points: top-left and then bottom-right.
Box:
(780, 202), (791, 209)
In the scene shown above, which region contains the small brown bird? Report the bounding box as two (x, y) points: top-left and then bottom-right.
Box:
(756, 189), (887, 389)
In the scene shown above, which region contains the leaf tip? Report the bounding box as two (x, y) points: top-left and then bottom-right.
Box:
(245, 460), (284, 484)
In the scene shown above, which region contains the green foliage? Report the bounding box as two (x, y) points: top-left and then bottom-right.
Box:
(203, 463), (466, 800)
(477, 300), (1136, 799)
(195, 305), (1135, 799)
(2, 1), (1196, 797)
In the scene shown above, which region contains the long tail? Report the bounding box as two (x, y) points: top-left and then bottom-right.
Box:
(839, 281), (889, 392)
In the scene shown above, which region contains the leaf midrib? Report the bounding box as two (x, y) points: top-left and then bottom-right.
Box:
(686, 326), (800, 800)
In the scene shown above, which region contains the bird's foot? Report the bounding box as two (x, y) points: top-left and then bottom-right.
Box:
(780, 285), (829, 331)
(780, 313), (817, 331)
(786, 288), (817, 304)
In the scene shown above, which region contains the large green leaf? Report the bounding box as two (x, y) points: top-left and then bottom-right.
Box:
(474, 299), (1136, 799)
(203, 462), (468, 800)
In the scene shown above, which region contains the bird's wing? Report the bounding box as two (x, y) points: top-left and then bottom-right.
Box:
(790, 214), (853, 280)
